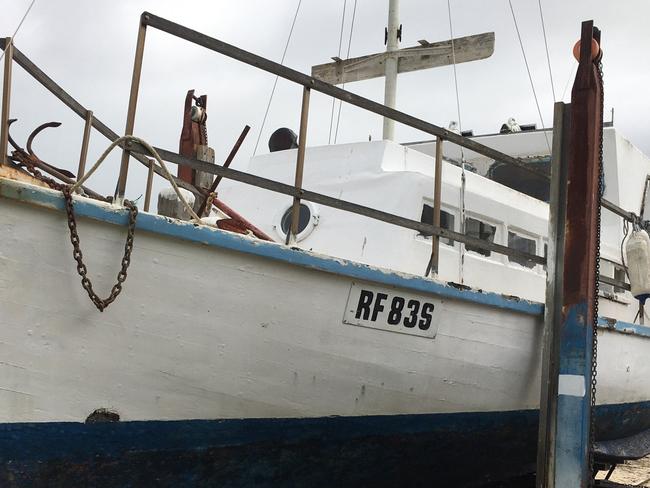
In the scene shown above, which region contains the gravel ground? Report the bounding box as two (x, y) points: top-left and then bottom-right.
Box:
(596, 456), (650, 486)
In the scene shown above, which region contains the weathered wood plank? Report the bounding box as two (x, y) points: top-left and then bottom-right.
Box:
(311, 32), (495, 85)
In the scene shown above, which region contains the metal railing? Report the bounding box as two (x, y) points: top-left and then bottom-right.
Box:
(0, 13), (640, 289)
(4, 12), (622, 275)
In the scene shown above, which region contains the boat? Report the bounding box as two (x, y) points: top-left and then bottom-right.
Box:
(0, 7), (649, 488)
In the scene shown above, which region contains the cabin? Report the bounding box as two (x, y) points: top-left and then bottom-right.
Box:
(219, 126), (650, 324)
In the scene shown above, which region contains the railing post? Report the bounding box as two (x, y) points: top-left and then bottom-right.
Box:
(77, 110), (93, 179)
(143, 158), (155, 212)
(286, 86), (310, 245)
(115, 15), (148, 203)
(429, 136), (443, 275)
(1, 37), (13, 166)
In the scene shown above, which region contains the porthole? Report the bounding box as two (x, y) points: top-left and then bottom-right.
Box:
(274, 202), (319, 242)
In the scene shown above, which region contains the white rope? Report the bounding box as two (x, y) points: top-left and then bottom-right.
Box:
(252, 0), (303, 156)
(507, 0), (551, 154)
(328, 0), (347, 144)
(0, 0), (36, 63)
(537, 0), (556, 102)
(71, 136), (202, 223)
(333, 0), (358, 144)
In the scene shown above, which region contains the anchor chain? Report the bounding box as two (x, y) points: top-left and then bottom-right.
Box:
(10, 140), (137, 312)
(590, 55), (605, 485)
(62, 186), (137, 312)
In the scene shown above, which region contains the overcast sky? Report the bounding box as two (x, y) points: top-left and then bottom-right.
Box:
(1, 0), (649, 200)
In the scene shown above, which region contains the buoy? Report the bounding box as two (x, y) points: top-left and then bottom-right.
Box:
(573, 38), (600, 62)
(625, 229), (650, 304)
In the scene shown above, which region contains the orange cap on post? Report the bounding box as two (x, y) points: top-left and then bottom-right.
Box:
(573, 38), (600, 62)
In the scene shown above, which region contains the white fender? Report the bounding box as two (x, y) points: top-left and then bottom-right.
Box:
(625, 229), (650, 303)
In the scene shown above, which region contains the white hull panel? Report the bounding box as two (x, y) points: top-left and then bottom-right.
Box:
(1, 180), (649, 425)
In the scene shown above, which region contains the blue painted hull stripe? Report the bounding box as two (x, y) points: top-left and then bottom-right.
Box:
(3, 179), (650, 339)
(1, 401), (649, 463)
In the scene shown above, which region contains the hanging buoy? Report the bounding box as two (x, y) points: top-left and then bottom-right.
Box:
(625, 229), (650, 304)
(573, 38), (600, 62)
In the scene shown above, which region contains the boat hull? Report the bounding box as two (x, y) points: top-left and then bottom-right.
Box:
(1, 179), (650, 485)
(2, 403), (650, 487)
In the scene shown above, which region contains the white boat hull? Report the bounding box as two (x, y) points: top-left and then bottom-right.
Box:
(1, 178), (649, 486)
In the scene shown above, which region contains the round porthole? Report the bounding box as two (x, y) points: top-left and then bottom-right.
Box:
(275, 202), (319, 242)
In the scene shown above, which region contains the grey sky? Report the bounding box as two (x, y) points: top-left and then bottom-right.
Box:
(1, 0), (648, 200)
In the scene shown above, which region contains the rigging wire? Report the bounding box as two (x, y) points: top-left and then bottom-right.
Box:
(561, 62), (577, 101)
(252, 0), (303, 156)
(447, 0), (467, 283)
(0, 0), (37, 62)
(507, 0), (551, 154)
(333, 0), (358, 144)
(537, 0), (556, 102)
(328, 0), (347, 144)
(447, 0), (463, 135)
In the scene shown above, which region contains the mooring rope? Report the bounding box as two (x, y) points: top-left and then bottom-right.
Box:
(71, 135), (201, 223)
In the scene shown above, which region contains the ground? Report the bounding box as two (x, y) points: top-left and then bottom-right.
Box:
(596, 456), (650, 486)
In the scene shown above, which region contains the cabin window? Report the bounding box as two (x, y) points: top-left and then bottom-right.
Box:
(419, 204), (455, 245)
(507, 231), (537, 269)
(275, 201), (320, 242)
(280, 204), (312, 235)
(464, 217), (496, 257)
(599, 259), (627, 295)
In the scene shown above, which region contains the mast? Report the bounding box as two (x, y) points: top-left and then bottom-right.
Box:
(383, 0), (400, 140)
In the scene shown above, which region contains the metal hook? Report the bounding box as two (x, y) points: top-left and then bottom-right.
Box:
(6, 119), (24, 152)
(26, 121), (61, 158)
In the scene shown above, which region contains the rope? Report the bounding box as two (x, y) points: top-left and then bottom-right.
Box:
(333, 0), (358, 144)
(252, 0), (303, 156)
(71, 136), (202, 223)
(328, 0), (347, 144)
(0, 0), (36, 62)
(537, 0), (556, 102)
(507, 0), (551, 154)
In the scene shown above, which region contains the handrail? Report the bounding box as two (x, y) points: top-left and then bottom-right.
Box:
(0, 16), (549, 267)
(139, 12), (549, 180)
(0, 38), (199, 197)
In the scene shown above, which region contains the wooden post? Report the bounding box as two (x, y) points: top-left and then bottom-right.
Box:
(116, 16), (148, 202)
(77, 110), (93, 179)
(286, 86), (310, 245)
(553, 21), (603, 488)
(429, 136), (443, 275)
(537, 102), (571, 488)
(143, 158), (154, 212)
(382, 0), (400, 140)
(1, 38), (13, 166)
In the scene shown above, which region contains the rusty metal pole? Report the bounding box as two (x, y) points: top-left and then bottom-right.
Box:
(553, 21), (603, 488)
(143, 158), (155, 212)
(536, 102), (571, 488)
(115, 14), (148, 203)
(77, 110), (93, 179)
(430, 137), (443, 275)
(286, 86), (310, 245)
(1, 38), (13, 165)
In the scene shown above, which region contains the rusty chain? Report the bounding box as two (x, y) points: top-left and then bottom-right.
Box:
(11, 149), (137, 312)
(62, 186), (137, 312)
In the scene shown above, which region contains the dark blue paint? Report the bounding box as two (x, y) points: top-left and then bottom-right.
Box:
(556, 301), (593, 485)
(1, 402), (649, 487)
